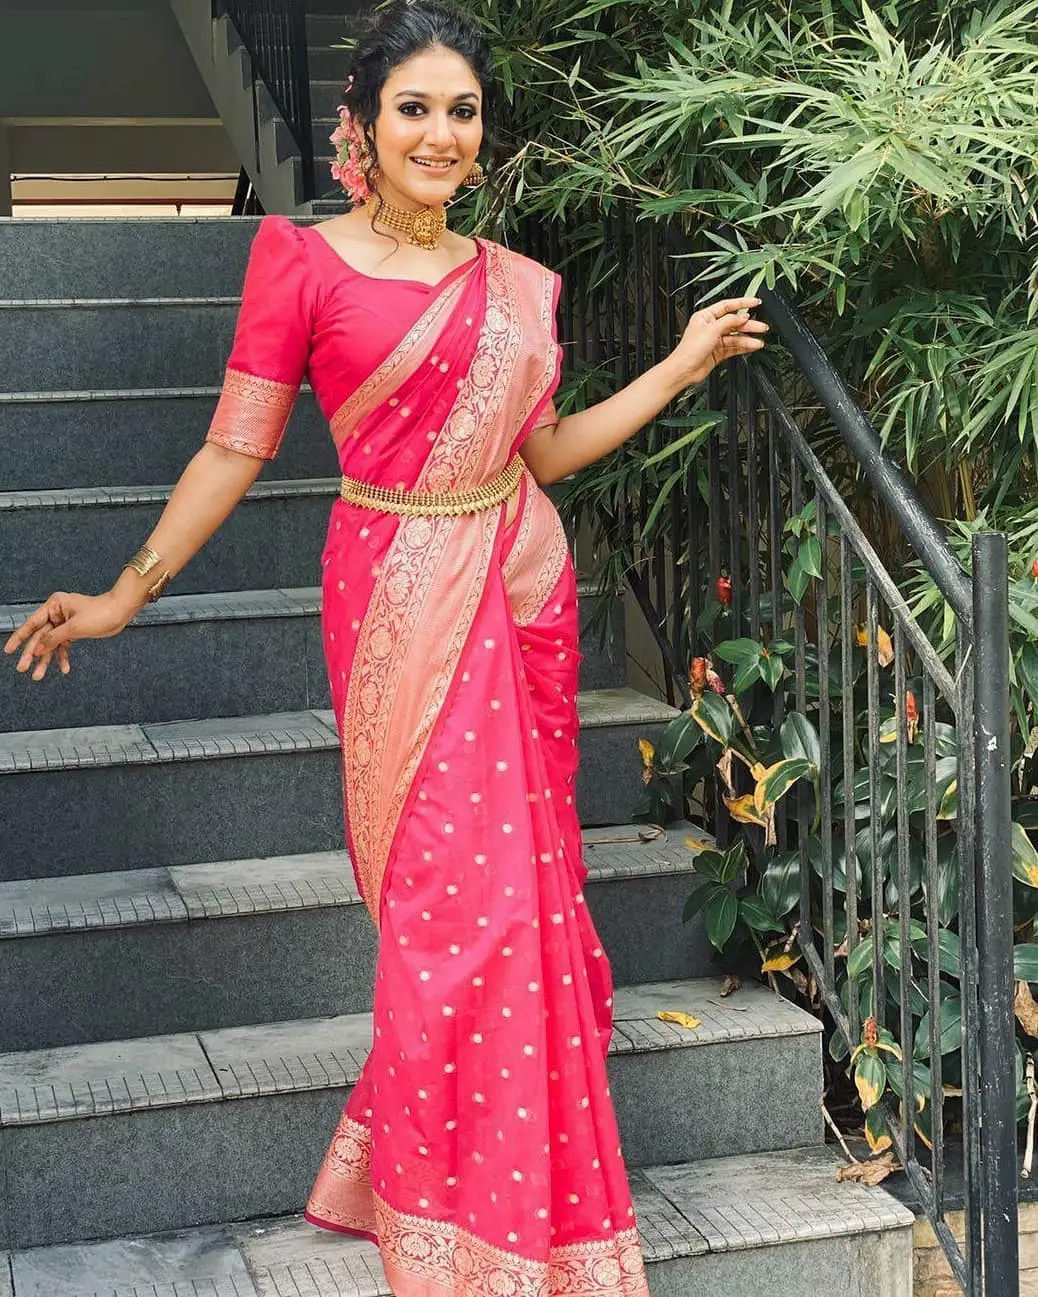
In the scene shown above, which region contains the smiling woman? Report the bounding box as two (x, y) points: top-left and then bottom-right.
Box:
(3, 4), (765, 1292)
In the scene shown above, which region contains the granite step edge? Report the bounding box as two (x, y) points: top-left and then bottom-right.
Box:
(0, 477), (339, 512)
(0, 976), (820, 1128)
(0, 1147), (914, 1296)
(0, 690), (677, 775)
(0, 824), (708, 939)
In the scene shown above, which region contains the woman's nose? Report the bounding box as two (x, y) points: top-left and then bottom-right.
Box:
(424, 114), (456, 150)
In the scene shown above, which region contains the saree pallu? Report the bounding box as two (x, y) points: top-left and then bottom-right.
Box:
(208, 219), (649, 1297)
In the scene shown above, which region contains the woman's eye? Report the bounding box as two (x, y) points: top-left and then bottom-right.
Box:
(400, 103), (425, 116)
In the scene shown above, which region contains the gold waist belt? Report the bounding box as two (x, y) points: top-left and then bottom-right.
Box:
(340, 454), (525, 518)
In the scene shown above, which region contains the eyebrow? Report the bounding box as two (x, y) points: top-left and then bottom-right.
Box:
(393, 90), (480, 101)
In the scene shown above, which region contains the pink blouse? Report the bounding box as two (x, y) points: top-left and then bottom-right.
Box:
(206, 216), (559, 463)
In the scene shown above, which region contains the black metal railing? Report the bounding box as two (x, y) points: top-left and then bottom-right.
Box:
(522, 212), (1019, 1295)
(213, 0), (314, 201)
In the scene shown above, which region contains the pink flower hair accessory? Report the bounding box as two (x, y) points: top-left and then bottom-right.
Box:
(330, 84), (374, 205)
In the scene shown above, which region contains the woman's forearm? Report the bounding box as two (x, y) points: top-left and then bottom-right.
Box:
(520, 356), (688, 486)
(108, 443), (265, 616)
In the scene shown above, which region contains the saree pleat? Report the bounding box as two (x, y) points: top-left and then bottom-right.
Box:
(298, 238), (649, 1297)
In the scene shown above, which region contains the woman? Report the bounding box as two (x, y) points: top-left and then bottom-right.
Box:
(4, 3), (766, 1292)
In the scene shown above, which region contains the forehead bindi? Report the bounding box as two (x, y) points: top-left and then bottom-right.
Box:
(384, 47), (482, 105)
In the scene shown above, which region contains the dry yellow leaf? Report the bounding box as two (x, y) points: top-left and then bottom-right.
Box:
(1016, 981), (1038, 1037)
(836, 1152), (900, 1186)
(724, 794), (768, 827)
(657, 1011), (702, 1031)
(638, 738), (655, 768)
(761, 952), (801, 973)
(684, 836), (712, 853)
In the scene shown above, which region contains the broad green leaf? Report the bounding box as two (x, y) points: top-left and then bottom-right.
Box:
(739, 895), (784, 933)
(855, 1052), (886, 1111)
(915, 993), (963, 1060)
(1012, 822), (1038, 888)
(847, 940), (876, 981)
(656, 712), (703, 769)
(781, 714), (822, 766)
(799, 535), (823, 579)
(865, 1105), (893, 1153)
(1013, 944), (1038, 983)
(713, 638), (764, 666)
(761, 852), (801, 919)
(704, 885), (738, 951)
(754, 757), (815, 813)
(692, 692), (734, 746)
(759, 652), (784, 691)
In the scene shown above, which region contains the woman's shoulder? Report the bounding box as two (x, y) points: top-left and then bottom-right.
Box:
(249, 214), (311, 263)
(479, 237), (559, 286)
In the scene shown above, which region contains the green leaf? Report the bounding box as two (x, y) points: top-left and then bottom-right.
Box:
(1013, 944), (1038, 983)
(713, 638), (764, 666)
(759, 652), (785, 691)
(655, 713), (703, 770)
(739, 895), (784, 933)
(1012, 822), (1038, 888)
(761, 851), (801, 919)
(786, 553), (812, 604)
(717, 838), (748, 885)
(915, 993), (963, 1060)
(855, 1052), (886, 1111)
(692, 692), (734, 747)
(755, 757), (814, 812)
(693, 850), (724, 884)
(682, 883), (714, 924)
(781, 714), (822, 766)
(847, 940), (875, 981)
(704, 885), (739, 951)
(799, 535), (823, 580)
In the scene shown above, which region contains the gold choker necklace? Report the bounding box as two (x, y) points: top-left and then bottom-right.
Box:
(372, 194), (447, 251)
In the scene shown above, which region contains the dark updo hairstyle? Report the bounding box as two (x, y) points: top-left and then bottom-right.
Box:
(342, 0), (500, 199)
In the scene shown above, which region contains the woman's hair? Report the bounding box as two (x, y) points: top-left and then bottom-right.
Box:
(342, 0), (499, 189)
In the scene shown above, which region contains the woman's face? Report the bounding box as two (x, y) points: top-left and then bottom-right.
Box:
(372, 45), (485, 211)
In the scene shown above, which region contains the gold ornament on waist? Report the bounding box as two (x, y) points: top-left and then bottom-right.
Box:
(372, 194), (447, 251)
(340, 455), (525, 518)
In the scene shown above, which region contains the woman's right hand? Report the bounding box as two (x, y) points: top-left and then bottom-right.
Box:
(3, 591), (136, 681)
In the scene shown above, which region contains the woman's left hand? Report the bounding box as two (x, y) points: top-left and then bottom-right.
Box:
(668, 297), (768, 388)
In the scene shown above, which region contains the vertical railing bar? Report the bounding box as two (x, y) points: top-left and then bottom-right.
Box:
(816, 494), (834, 990)
(791, 456), (809, 926)
(867, 580), (884, 1028)
(747, 379), (761, 646)
(922, 673), (945, 1218)
(894, 619), (915, 1163)
(767, 415), (787, 850)
(956, 629), (983, 1296)
(972, 532), (1019, 1296)
(841, 534), (860, 1048)
(727, 366), (743, 635)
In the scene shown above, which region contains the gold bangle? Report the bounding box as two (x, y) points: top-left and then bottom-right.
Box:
(124, 546), (173, 602)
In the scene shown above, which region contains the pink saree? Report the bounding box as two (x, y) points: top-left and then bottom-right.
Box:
(207, 216), (649, 1297)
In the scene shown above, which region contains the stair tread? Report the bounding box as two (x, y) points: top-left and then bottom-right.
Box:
(0, 477), (338, 512)
(0, 1148), (912, 1296)
(0, 690), (674, 775)
(0, 580), (614, 631)
(0, 976), (820, 1126)
(0, 825), (706, 937)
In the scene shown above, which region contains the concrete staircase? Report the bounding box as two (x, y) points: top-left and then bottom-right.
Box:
(0, 216), (914, 1294)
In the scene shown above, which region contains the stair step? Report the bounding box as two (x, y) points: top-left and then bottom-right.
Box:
(0, 582), (625, 730)
(0, 691), (678, 878)
(0, 218), (288, 300)
(0, 980), (825, 1249)
(0, 826), (717, 1048)
(0, 298), (241, 391)
(0, 1145), (914, 1293)
(0, 477), (336, 603)
(0, 388), (335, 490)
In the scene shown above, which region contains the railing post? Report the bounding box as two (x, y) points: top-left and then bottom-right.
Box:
(972, 530), (1019, 1295)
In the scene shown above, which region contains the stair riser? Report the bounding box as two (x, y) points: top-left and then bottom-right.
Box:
(0, 1039), (823, 1250)
(0, 873), (711, 1051)
(0, 305), (237, 392)
(309, 46), (349, 81)
(0, 221), (268, 301)
(1, 493), (332, 604)
(0, 394), (337, 491)
(0, 602), (624, 731)
(311, 81), (348, 122)
(647, 1231), (912, 1297)
(0, 723), (663, 879)
(305, 10), (366, 46)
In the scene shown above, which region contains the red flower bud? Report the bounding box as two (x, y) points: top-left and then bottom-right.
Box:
(905, 691), (918, 726)
(1031, 557), (1038, 581)
(716, 575), (733, 607)
(690, 657), (708, 700)
(707, 668), (726, 695)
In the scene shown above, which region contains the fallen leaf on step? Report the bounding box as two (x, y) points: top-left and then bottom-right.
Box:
(720, 974), (741, 997)
(684, 836), (712, 853)
(835, 1151), (900, 1186)
(658, 1011), (702, 1030)
(1016, 981), (1038, 1037)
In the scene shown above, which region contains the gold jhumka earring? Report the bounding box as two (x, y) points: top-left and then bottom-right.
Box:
(463, 162), (487, 189)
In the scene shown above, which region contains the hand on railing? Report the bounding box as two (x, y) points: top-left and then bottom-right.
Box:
(669, 297), (767, 388)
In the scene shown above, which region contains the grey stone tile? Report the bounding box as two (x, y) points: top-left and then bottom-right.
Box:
(610, 979), (821, 1054)
(576, 687), (679, 728)
(279, 587), (323, 613)
(200, 1014), (373, 1098)
(582, 821), (707, 882)
(133, 588), (302, 625)
(0, 867), (182, 937)
(627, 1172), (708, 1264)
(642, 1146), (915, 1253)
(235, 1216), (389, 1297)
(169, 851), (359, 920)
(0, 724), (153, 774)
(142, 711), (339, 762)
(0, 1256), (11, 1297)
(0, 1031), (220, 1126)
(9, 1224), (256, 1296)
